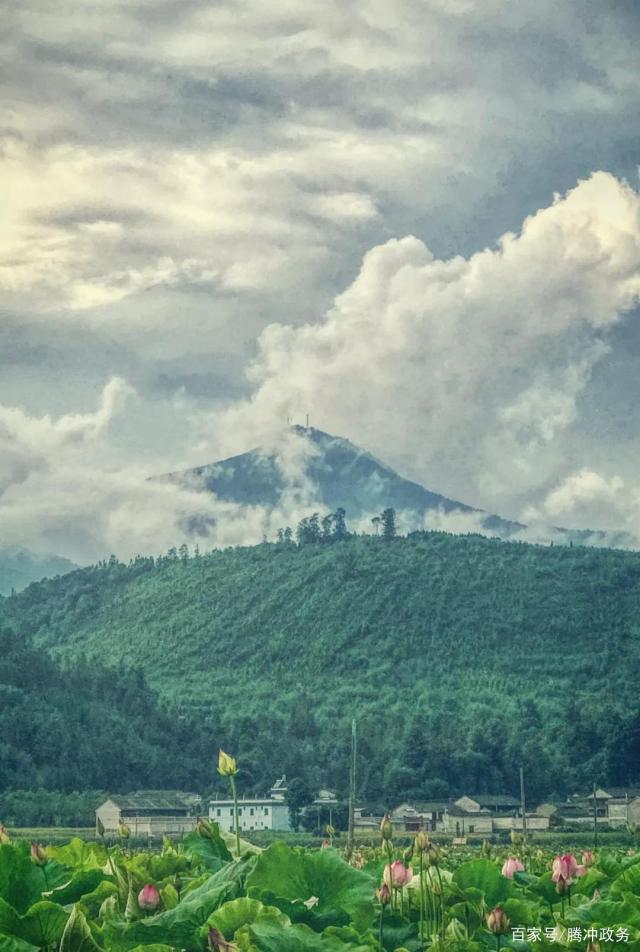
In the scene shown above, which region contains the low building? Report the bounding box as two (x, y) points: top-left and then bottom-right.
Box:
(356, 793), (549, 836)
(209, 774), (291, 833)
(353, 807), (383, 832)
(95, 791), (201, 837)
(390, 801), (449, 832)
(561, 787), (640, 828)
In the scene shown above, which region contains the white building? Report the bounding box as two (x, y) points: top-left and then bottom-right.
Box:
(209, 774), (291, 833)
(95, 791), (201, 836)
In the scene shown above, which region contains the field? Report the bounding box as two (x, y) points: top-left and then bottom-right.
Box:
(2, 821), (640, 951)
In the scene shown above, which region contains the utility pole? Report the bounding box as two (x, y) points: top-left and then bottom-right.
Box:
(348, 719), (357, 855)
(519, 767), (527, 840)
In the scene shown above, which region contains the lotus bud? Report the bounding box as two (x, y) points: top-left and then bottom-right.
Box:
(592, 888), (601, 901)
(117, 821), (131, 840)
(403, 842), (415, 864)
(207, 927), (235, 951)
(380, 814), (393, 841)
(582, 850), (596, 867)
(376, 882), (391, 905)
(586, 944), (601, 952)
(415, 831), (429, 852)
(96, 817), (106, 837)
(217, 749), (238, 777)
(321, 838), (330, 849)
(138, 883), (160, 912)
(326, 824), (335, 837)
(486, 905), (510, 935)
(501, 857), (525, 879)
(196, 817), (214, 839)
(426, 842), (441, 866)
(30, 842), (47, 867)
(0, 824), (10, 845)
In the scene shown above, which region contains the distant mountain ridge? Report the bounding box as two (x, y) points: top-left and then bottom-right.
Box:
(160, 425), (631, 546)
(0, 546), (78, 596)
(161, 425), (523, 534)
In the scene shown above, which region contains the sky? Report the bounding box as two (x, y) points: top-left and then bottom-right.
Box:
(1, 0), (640, 563)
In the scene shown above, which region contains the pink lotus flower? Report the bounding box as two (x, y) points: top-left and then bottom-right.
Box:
(321, 839), (330, 849)
(501, 857), (524, 878)
(486, 906), (510, 935)
(138, 883), (160, 912)
(383, 859), (413, 888)
(552, 853), (578, 883)
(30, 843), (47, 867)
(376, 882), (391, 905)
(582, 850), (596, 867)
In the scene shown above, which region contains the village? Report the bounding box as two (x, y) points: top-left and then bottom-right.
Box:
(94, 778), (640, 839)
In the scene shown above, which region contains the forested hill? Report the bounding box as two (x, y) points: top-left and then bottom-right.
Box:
(3, 532), (640, 803)
(0, 626), (212, 793)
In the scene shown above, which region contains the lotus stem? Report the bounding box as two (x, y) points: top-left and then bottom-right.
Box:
(230, 774), (241, 859)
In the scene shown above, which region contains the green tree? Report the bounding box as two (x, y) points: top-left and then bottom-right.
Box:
(381, 508), (397, 539)
(285, 776), (313, 831)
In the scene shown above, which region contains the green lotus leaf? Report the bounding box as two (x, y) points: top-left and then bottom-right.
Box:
(181, 832), (231, 873)
(237, 917), (373, 951)
(49, 840), (101, 873)
(453, 860), (515, 908)
(59, 904), (102, 952)
(245, 842), (376, 932)
(0, 844), (68, 912)
(204, 897), (289, 938)
(0, 898), (69, 947)
(103, 861), (248, 951)
(47, 870), (112, 906)
(565, 897), (640, 930)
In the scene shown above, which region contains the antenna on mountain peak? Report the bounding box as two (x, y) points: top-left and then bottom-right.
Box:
(305, 413), (310, 428)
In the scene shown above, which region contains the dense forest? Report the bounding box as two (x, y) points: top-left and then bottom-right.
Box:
(2, 529), (640, 809)
(0, 626), (213, 800)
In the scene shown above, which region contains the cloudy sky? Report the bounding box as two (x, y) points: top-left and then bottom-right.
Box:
(2, 0), (640, 562)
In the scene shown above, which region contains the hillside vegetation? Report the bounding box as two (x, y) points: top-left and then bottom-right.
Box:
(2, 532), (640, 803)
(0, 626), (212, 795)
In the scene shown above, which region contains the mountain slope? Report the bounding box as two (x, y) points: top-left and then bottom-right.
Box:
(0, 547), (78, 596)
(0, 624), (212, 793)
(160, 426), (524, 535)
(3, 532), (640, 802)
(160, 426), (632, 546)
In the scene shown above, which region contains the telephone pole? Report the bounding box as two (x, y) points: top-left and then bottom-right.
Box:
(519, 766), (527, 840)
(348, 719), (357, 855)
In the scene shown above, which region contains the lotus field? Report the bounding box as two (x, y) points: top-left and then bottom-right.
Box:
(2, 818), (640, 952)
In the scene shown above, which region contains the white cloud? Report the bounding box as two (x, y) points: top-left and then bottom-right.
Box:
(214, 173), (640, 520)
(1, 1), (640, 554)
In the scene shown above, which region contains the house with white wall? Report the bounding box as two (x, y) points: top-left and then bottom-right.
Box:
(209, 774), (291, 833)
